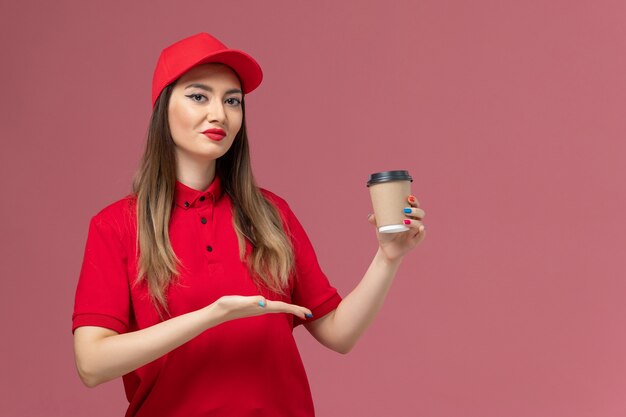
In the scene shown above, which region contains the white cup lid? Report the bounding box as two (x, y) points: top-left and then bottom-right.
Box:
(378, 224), (410, 233)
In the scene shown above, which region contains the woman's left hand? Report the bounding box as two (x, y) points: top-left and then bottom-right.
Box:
(367, 194), (426, 263)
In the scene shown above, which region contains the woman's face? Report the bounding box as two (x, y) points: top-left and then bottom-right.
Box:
(168, 63), (244, 166)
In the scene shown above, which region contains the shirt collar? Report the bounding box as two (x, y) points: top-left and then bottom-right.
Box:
(174, 175), (223, 209)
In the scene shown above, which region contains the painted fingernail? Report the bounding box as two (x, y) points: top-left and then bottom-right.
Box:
(409, 196), (416, 202)
(403, 219), (411, 225)
(404, 208), (412, 213)
(258, 300), (266, 308)
(305, 313), (314, 318)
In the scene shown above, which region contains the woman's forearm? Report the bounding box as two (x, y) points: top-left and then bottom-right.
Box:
(77, 303), (226, 387)
(332, 248), (403, 353)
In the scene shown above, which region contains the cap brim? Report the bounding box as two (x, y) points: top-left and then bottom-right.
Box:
(193, 49), (263, 94)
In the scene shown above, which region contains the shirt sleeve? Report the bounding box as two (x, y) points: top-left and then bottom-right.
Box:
(281, 201), (343, 328)
(72, 215), (130, 334)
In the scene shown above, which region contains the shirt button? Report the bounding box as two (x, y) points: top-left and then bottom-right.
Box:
(206, 245), (213, 252)
(184, 202), (190, 208)
(199, 196), (205, 201)
(200, 217), (207, 224)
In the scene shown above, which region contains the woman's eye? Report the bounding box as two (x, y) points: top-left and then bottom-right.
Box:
(186, 93), (206, 102)
(226, 97), (242, 106)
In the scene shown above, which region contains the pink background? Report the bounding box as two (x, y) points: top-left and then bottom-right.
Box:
(2, 0), (625, 416)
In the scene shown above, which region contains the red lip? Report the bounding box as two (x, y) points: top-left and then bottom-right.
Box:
(203, 133), (225, 141)
(202, 128), (226, 136)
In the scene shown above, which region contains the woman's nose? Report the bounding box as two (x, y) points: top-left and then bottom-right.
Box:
(207, 100), (226, 123)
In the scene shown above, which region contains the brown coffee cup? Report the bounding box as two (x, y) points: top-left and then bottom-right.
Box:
(366, 170), (413, 233)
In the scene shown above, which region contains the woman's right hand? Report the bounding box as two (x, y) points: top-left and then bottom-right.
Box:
(215, 295), (313, 322)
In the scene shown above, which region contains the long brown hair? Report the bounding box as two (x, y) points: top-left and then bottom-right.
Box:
(131, 81), (295, 319)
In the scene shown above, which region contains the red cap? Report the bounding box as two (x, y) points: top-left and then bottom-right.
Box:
(151, 32), (263, 109)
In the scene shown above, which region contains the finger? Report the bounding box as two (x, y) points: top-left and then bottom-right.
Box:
(367, 213), (376, 225)
(403, 218), (425, 234)
(270, 301), (313, 319)
(295, 304), (313, 318)
(257, 296), (267, 308)
(403, 207), (425, 219)
(408, 195), (420, 207)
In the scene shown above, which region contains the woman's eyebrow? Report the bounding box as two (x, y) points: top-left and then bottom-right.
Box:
(185, 83), (242, 95)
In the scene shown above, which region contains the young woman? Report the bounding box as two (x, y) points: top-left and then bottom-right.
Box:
(72, 32), (426, 417)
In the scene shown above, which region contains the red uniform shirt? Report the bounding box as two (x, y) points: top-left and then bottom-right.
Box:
(72, 175), (343, 417)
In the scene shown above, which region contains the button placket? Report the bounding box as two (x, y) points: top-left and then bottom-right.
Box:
(210, 195), (216, 254)
(200, 194), (216, 259)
